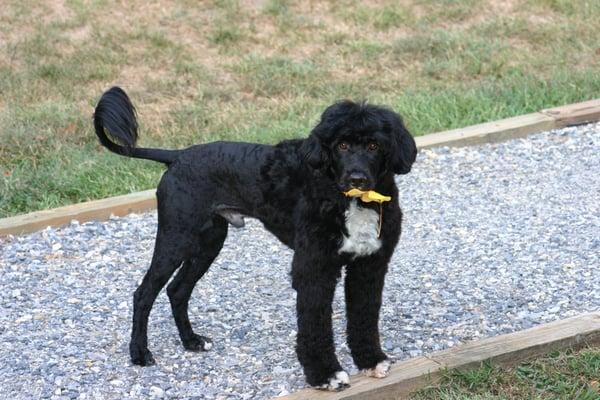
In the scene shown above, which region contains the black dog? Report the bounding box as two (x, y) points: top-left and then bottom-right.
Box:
(93, 87), (416, 390)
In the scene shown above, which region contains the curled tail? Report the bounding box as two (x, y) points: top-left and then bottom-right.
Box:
(93, 87), (178, 164)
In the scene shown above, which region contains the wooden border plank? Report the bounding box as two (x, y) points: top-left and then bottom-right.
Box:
(414, 112), (556, 149)
(541, 99), (600, 128)
(1, 98), (599, 236)
(278, 312), (600, 400)
(0, 189), (156, 236)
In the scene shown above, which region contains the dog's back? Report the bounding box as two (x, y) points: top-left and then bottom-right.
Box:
(154, 141), (275, 224)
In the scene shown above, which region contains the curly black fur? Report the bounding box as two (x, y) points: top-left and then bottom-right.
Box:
(92, 87), (417, 389)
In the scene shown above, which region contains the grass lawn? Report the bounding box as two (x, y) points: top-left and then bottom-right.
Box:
(1, 0), (600, 216)
(411, 347), (600, 399)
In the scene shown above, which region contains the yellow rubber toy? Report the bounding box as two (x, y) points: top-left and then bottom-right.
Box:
(343, 189), (391, 203)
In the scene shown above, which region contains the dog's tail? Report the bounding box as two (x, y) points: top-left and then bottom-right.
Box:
(93, 86), (178, 165)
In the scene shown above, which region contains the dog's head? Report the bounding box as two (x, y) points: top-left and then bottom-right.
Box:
(301, 100), (417, 191)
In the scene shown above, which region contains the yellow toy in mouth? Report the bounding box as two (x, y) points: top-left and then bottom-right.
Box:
(343, 189), (391, 204)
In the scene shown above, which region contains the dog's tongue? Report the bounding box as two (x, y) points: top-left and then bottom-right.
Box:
(343, 189), (391, 203)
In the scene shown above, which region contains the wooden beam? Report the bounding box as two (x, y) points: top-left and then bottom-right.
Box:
(541, 99), (600, 128)
(0, 189), (156, 236)
(415, 112), (556, 149)
(278, 312), (600, 400)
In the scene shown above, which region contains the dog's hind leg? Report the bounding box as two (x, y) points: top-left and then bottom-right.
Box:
(167, 217), (228, 352)
(130, 231), (186, 366)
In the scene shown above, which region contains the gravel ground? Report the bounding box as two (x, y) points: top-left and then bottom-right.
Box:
(1, 122), (599, 399)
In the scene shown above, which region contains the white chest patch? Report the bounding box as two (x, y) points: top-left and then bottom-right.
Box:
(338, 200), (382, 257)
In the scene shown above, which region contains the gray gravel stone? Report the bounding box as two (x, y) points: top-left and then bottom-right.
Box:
(1, 122), (599, 399)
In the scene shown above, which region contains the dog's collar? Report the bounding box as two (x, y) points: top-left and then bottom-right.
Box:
(343, 189), (391, 238)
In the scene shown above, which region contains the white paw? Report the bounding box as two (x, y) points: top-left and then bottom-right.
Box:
(203, 341), (213, 351)
(363, 360), (391, 378)
(317, 370), (350, 391)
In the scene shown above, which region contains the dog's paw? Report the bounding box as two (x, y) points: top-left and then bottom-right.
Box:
(363, 359), (391, 378)
(182, 334), (213, 352)
(315, 370), (350, 391)
(130, 345), (156, 366)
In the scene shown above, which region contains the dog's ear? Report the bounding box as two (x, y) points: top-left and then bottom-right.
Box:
(300, 135), (328, 169)
(390, 113), (417, 175)
(301, 102), (351, 169)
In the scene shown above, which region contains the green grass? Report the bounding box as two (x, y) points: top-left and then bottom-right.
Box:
(342, 4), (412, 30)
(3, 147), (163, 215)
(234, 55), (323, 97)
(412, 347), (600, 399)
(1, 0), (600, 217)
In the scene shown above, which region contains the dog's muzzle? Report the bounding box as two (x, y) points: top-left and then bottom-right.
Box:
(343, 171), (372, 191)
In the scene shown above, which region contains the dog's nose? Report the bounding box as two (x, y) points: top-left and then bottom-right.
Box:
(349, 172), (368, 189)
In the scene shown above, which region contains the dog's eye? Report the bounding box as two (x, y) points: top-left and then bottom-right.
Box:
(368, 143), (379, 151)
(338, 142), (349, 151)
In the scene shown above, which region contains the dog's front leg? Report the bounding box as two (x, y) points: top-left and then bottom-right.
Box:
(292, 253), (348, 391)
(345, 257), (391, 378)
